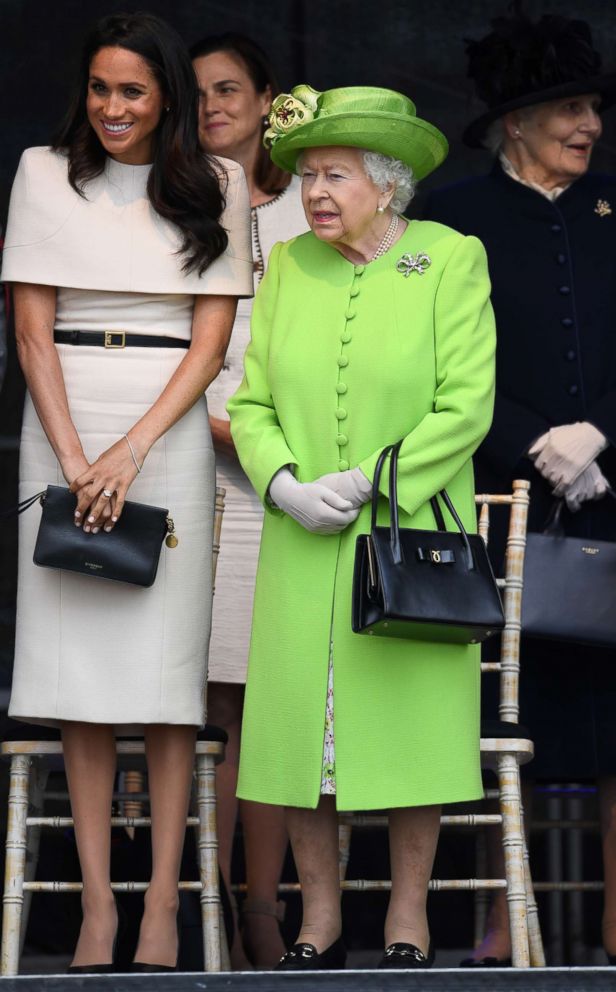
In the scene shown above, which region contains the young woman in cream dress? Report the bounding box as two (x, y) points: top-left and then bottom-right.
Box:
(2, 13), (251, 972)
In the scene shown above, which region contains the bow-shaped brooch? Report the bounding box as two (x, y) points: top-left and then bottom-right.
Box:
(396, 252), (432, 276)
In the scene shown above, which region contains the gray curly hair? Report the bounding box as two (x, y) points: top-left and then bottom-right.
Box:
(362, 151), (416, 214)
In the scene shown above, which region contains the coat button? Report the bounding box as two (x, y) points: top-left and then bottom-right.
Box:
(338, 459), (350, 470)
(350, 286), (360, 298)
(345, 309), (356, 320)
(559, 285), (571, 295)
(337, 355), (349, 367)
(335, 408), (347, 420)
(336, 433), (348, 446)
(561, 317), (573, 327)
(336, 383), (348, 394)
(340, 329), (352, 343)
(568, 384), (579, 396)
(556, 252), (567, 264)
(565, 349), (576, 361)
(551, 223), (562, 233)
(354, 265), (365, 276)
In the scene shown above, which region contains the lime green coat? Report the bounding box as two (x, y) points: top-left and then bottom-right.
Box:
(227, 221), (496, 811)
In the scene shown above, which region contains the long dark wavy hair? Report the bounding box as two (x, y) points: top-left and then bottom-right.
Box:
(189, 32), (291, 197)
(54, 11), (227, 274)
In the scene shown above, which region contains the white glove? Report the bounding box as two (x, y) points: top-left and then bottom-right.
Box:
(313, 467), (373, 509)
(528, 422), (608, 488)
(561, 460), (610, 512)
(268, 468), (360, 534)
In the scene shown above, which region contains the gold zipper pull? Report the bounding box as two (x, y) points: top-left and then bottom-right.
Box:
(165, 515), (179, 548)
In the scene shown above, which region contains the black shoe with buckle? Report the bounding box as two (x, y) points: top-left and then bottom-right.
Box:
(276, 936), (346, 971)
(378, 941), (435, 969)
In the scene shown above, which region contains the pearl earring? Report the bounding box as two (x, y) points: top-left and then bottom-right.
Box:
(514, 128), (521, 137)
(377, 205), (385, 214)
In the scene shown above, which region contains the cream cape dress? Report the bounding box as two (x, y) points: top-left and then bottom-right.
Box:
(206, 176), (307, 683)
(2, 147), (252, 728)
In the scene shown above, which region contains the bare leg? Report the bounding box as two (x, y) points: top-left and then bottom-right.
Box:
(599, 776), (616, 956)
(286, 796), (341, 952)
(466, 779), (534, 961)
(133, 724), (196, 967)
(386, 805), (441, 955)
(240, 798), (288, 966)
(207, 682), (250, 969)
(61, 722), (117, 967)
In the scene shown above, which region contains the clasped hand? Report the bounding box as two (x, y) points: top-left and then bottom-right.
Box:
(68, 437), (141, 533)
(529, 421), (607, 488)
(269, 468), (362, 534)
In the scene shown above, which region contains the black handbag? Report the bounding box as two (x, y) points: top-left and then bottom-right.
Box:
(352, 442), (505, 643)
(521, 495), (616, 648)
(16, 485), (177, 588)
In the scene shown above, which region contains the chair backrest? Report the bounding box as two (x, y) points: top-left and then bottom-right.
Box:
(475, 480), (530, 725)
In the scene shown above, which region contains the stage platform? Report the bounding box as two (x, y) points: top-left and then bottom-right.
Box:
(1, 969), (615, 991)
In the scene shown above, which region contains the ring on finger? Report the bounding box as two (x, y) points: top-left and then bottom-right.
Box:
(102, 489), (114, 499)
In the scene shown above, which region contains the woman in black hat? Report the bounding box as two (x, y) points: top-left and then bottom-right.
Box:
(425, 10), (616, 967)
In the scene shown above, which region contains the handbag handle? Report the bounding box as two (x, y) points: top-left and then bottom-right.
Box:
(370, 445), (446, 531)
(0, 491), (46, 519)
(371, 442), (474, 570)
(544, 485), (616, 537)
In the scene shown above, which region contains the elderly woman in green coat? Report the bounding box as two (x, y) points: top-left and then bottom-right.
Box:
(227, 86), (496, 970)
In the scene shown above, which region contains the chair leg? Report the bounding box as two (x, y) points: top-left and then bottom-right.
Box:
(338, 818), (352, 883)
(195, 753), (223, 972)
(2, 755), (31, 976)
(522, 831), (545, 967)
(474, 828), (490, 948)
(497, 753), (530, 967)
(19, 761), (49, 959)
(218, 904), (231, 971)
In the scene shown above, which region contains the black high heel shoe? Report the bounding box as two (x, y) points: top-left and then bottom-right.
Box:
(460, 954), (512, 967)
(131, 914), (180, 972)
(130, 962), (177, 973)
(378, 941), (435, 969)
(276, 936), (346, 971)
(66, 902), (125, 974)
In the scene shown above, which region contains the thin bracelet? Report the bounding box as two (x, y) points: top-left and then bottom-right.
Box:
(123, 433), (142, 474)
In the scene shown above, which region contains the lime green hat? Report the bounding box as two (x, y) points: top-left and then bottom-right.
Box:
(265, 85), (448, 181)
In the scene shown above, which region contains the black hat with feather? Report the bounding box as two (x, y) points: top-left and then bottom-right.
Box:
(463, 7), (616, 148)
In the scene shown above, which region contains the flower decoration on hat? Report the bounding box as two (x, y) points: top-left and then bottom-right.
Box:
(264, 84), (321, 148)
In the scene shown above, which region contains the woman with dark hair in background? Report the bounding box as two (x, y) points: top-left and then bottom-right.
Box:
(425, 11), (616, 966)
(190, 33), (307, 969)
(2, 12), (251, 972)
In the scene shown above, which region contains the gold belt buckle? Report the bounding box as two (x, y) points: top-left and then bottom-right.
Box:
(104, 331), (126, 349)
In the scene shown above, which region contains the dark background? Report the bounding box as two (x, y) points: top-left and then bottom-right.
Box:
(1, 0), (616, 685)
(0, 1), (614, 964)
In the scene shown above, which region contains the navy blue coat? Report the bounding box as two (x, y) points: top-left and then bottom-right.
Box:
(425, 163), (616, 544)
(425, 163), (616, 779)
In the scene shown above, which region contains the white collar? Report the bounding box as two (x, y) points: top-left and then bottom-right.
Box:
(499, 152), (569, 202)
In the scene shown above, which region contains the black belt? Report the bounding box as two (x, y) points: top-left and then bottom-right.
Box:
(53, 330), (190, 350)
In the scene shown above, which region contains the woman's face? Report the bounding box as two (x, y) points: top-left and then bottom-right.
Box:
(87, 46), (165, 165)
(510, 94), (602, 184)
(193, 51), (271, 155)
(300, 146), (385, 246)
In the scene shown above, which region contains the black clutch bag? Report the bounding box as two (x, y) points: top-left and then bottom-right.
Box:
(521, 497), (616, 648)
(18, 485), (176, 588)
(352, 442), (505, 643)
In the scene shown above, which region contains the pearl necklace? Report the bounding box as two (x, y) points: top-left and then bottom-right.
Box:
(372, 213), (399, 261)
